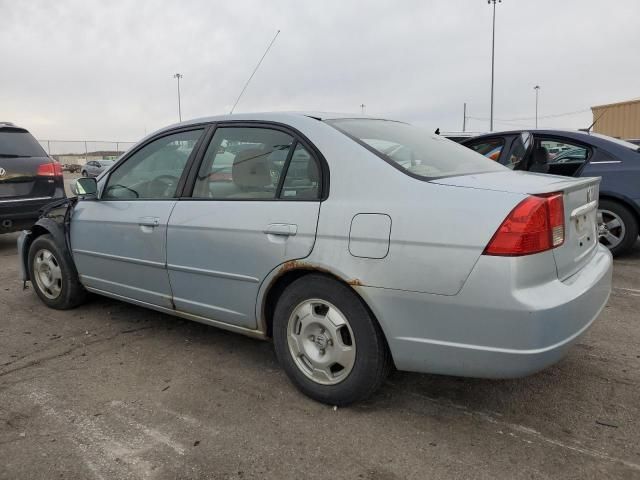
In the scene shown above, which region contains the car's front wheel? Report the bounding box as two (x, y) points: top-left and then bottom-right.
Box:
(28, 234), (86, 309)
(598, 199), (639, 256)
(273, 274), (392, 405)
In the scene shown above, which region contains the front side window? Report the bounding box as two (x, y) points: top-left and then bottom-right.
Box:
(193, 127), (295, 199)
(326, 119), (505, 179)
(468, 138), (505, 161)
(539, 139), (589, 164)
(103, 129), (203, 200)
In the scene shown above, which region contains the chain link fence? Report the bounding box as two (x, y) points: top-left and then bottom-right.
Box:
(38, 140), (137, 166)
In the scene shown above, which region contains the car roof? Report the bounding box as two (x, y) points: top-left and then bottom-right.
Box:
(154, 111), (400, 134)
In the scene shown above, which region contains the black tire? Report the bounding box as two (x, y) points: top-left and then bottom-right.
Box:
(599, 199), (639, 256)
(81, 170), (87, 177)
(273, 274), (392, 405)
(28, 234), (86, 309)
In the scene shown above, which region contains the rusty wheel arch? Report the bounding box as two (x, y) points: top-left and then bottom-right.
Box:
(261, 261), (366, 338)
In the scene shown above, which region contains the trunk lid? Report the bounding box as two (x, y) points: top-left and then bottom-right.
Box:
(1, 126), (56, 201)
(433, 171), (601, 280)
(0, 156), (58, 200)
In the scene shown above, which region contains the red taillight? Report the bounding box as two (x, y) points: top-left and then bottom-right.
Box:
(484, 192), (565, 256)
(37, 161), (63, 177)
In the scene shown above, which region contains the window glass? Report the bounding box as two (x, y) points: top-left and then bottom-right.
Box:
(193, 127), (293, 199)
(0, 128), (47, 157)
(280, 144), (320, 199)
(468, 138), (504, 161)
(540, 139), (589, 164)
(326, 119), (505, 179)
(103, 129), (203, 200)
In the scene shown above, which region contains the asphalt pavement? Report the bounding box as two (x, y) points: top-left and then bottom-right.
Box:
(0, 227), (639, 479)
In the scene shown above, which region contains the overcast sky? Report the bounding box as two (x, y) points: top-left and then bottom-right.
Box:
(1, 0), (639, 142)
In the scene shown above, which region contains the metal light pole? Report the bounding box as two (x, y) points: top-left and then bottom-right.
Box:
(534, 85), (540, 128)
(488, 0), (501, 132)
(173, 73), (183, 122)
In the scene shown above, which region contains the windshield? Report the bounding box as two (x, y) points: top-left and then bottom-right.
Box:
(326, 119), (506, 179)
(0, 128), (47, 157)
(590, 133), (640, 152)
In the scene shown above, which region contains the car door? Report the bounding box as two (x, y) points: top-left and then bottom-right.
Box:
(70, 127), (206, 308)
(166, 124), (323, 329)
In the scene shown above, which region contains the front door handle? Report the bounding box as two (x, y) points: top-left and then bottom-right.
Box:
(264, 223), (298, 237)
(138, 216), (160, 227)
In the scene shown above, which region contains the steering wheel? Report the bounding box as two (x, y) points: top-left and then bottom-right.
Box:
(152, 174), (180, 197)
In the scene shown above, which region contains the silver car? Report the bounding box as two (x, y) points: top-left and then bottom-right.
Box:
(81, 159), (115, 177)
(18, 113), (612, 405)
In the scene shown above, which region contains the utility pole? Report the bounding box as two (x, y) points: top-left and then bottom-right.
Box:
(462, 102), (467, 132)
(173, 73), (183, 122)
(360, 104), (366, 115)
(534, 85), (540, 128)
(488, 0), (501, 132)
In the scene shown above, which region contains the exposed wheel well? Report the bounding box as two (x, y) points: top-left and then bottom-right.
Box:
(262, 269), (385, 345)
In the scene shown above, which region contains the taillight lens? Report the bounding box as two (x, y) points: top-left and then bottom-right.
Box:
(37, 161), (63, 177)
(484, 192), (565, 256)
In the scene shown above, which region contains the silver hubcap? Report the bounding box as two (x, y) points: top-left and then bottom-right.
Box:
(598, 209), (625, 249)
(33, 249), (63, 299)
(286, 299), (356, 385)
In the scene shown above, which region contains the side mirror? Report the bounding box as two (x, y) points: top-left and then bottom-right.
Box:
(72, 177), (98, 198)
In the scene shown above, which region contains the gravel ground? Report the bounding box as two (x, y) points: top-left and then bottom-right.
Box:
(0, 229), (639, 480)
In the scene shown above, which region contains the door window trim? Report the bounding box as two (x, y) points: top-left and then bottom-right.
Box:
(180, 121), (329, 202)
(98, 124), (211, 201)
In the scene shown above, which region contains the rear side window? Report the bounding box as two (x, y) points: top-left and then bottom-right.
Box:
(192, 127), (321, 200)
(0, 128), (47, 157)
(468, 138), (504, 161)
(326, 119), (505, 179)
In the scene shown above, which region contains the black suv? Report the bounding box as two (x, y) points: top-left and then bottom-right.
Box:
(0, 122), (66, 233)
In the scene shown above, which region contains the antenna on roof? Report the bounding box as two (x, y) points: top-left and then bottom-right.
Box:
(229, 30), (281, 114)
(580, 108), (607, 134)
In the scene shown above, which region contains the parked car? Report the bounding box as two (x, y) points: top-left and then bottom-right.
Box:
(626, 139), (640, 146)
(461, 130), (640, 255)
(18, 113), (612, 405)
(81, 159), (115, 177)
(63, 163), (82, 173)
(0, 122), (65, 234)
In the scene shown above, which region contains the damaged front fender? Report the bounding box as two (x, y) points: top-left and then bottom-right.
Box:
(17, 197), (78, 282)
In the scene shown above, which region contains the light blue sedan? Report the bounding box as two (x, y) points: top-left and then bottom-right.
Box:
(18, 113), (612, 405)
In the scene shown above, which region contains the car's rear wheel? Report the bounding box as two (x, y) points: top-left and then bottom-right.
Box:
(273, 274), (392, 405)
(598, 199), (638, 256)
(28, 234), (86, 309)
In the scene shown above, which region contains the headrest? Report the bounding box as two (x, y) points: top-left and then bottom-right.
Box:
(532, 146), (549, 164)
(232, 149), (271, 188)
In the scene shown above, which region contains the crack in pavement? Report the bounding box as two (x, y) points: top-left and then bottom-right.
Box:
(390, 384), (640, 473)
(0, 326), (156, 379)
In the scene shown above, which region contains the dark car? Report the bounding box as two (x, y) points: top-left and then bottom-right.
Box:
(461, 130), (640, 255)
(0, 122), (66, 233)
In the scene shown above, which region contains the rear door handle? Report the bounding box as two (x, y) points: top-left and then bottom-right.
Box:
(264, 223), (298, 237)
(138, 216), (160, 227)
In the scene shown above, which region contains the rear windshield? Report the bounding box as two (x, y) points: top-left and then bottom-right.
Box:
(326, 119), (505, 179)
(0, 128), (47, 157)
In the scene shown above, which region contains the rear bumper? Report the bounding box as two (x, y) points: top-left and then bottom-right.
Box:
(359, 244), (613, 378)
(0, 196), (64, 232)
